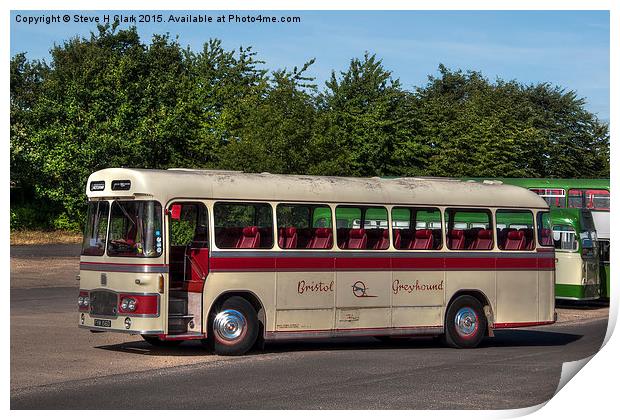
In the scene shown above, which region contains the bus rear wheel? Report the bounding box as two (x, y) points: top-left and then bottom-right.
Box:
(443, 295), (486, 349)
(210, 296), (258, 356)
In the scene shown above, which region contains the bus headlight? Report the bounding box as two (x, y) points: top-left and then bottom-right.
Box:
(78, 291), (90, 311)
(120, 297), (137, 312)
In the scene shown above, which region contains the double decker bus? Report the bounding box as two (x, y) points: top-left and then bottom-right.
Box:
(79, 169), (555, 355)
(496, 179), (609, 300)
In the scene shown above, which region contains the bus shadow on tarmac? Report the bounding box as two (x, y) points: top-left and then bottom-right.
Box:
(95, 329), (583, 357)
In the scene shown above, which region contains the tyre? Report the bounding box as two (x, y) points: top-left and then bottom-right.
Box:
(141, 335), (183, 347)
(210, 296), (259, 356)
(443, 295), (487, 349)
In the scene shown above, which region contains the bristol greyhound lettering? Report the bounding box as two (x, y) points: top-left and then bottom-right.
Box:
(352, 281), (377, 298)
(297, 280), (334, 294)
(392, 279), (444, 294)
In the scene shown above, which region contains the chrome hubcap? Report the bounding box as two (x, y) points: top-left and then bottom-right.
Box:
(214, 309), (246, 341)
(454, 307), (478, 337)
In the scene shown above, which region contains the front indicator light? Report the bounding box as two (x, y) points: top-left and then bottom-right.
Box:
(80, 313), (85, 325)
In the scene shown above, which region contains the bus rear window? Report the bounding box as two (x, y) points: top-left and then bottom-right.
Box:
(107, 201), (163, 257)
(81, 201), (109, 256)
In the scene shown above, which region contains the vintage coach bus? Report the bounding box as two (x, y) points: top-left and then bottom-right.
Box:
(79, 169), (556, 355)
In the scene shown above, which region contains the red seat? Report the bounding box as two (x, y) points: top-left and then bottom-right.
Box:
(504, 230), (526, 250)
(411, 229), (433, 250)
(471, 229), (493, 250)
(540, 228), (552, 246)
(284, 227), (298, 249)
(345, 229), (367, 249)
(373, 229), (389, 250)
(308, 228), (333, 249)
(448, 230), (465, 250)
(393, 229), (402, 249)
(236, 226), (260, 248)
(277, 227), (286, 248)
(519, 228), (534, 250)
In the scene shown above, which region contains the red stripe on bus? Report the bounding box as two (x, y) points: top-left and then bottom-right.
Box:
(80, 262), (168, 267)
(277, 257), (334, 270)
(493, 321), (554, 329)
(209, 256), (554, 272)
(336, 257), (391, 270)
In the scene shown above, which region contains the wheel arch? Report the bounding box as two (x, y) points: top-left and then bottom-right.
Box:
(446, 289), (495, 335)
(206, 290), (266, 334)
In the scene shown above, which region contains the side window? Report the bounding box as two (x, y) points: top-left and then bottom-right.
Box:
(392, 207), (442, 250)
(552, 224), (578, 251)
(587, 189), (609, 211)
(169, 203), (209, 248)
(276, 204), (333, 249)
(336, 206), (389, 250)
(568, 189), (585, 208)
(496, 210), (535, 251)
(537, 211), (553, 247)
(214, 202), (273, 249)
(445, 208), (493, 250)
(529, 188), (566, 208)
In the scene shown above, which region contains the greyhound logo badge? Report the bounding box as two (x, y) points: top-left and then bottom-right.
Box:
(352, 281), (376, 298)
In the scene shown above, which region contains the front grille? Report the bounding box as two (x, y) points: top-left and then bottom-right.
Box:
(90, 290), (118, 317)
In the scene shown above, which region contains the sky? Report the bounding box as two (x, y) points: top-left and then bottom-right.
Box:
(10, 10), (610, 121)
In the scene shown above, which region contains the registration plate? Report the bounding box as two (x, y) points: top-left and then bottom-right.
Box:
(94, 319), (111, 328)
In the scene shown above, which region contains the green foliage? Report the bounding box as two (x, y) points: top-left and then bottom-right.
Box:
(170, 220), (196, 246)
(10, 25), (609, 231)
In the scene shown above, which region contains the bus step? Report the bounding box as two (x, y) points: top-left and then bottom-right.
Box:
(169, 297), (187, 315)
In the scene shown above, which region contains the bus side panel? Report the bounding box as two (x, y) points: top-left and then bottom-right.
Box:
(390, 267), (444, 329)
(495, 270), (538, 323)
(202, 272), (276, 331)
(538, 269), (555, 323)
(275, 269), (335, 331)
(335, 268), (391, 330)
(444, 269), (495, 323)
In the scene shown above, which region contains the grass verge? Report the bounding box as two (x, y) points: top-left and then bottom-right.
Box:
(11, 230), (82, 246)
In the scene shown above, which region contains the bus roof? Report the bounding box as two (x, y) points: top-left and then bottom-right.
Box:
(463, 178), (609, 190)
(86, 168), (550, 209)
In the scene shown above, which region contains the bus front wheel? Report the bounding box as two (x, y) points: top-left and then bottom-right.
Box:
(210, 296), (259, 356)
(443, 295), (486, 349)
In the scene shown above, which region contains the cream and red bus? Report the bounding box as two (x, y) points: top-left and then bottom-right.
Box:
(78, 169), (556, 355)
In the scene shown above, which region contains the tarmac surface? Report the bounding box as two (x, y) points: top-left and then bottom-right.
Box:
(10, 244), (611, 409)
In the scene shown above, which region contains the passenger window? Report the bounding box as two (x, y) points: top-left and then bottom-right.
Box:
(391, 207), (442, 250)
(496, 210), (535, 251)
(214, 202), (273, 249)
(336, 206), (389, 250)
(276, 204), (333, 249)
(537, 211), (553, 247)
(445, 209), (493, 250)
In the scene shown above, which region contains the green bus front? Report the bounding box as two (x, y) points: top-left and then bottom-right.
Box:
(551, 209), (600, 300)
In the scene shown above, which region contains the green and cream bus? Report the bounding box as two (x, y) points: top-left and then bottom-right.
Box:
(463, 178), (609, 300)
(79, 169), (556, 355)
(549, 209), (600, 300)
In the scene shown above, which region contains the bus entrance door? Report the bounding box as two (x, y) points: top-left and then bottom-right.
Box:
(167, 202), (210, 336)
